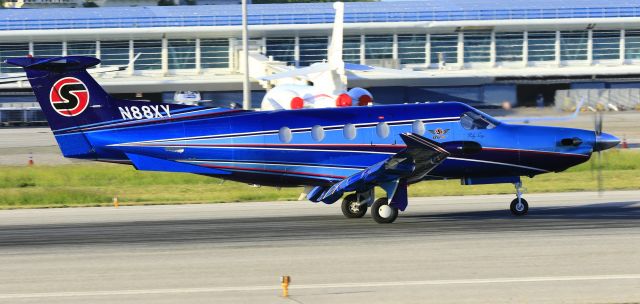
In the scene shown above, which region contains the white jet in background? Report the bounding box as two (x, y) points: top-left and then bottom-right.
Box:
(259, 2), (419, 111)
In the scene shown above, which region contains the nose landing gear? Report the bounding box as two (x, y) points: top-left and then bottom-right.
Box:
(510, 182), (528, 216)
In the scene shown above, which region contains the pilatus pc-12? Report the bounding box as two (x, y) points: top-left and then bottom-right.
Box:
(7, 56), (620, 223)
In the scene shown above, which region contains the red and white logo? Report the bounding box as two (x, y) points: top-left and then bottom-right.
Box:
(49, 77), (90, 117)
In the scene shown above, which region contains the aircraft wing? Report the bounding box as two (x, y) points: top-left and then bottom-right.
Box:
(311, 133), (449, 206)
(259, 62), (332, 81)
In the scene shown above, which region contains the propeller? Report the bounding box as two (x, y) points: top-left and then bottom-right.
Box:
(592, 109), (605, 196)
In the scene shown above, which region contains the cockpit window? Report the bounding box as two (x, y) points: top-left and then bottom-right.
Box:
(460, 111), (496, 130)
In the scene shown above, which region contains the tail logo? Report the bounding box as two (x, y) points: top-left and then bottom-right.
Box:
(49, 77), (90, 117)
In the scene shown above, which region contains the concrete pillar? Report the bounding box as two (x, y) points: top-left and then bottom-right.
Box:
(555, 30), (561, 66)
(229, 38), (236, 71)
(522, 31), (528, 67)
(161, 36), (169, 76)
(195, 38), (201, 75)
(392, 33), (399, 61)
(489, 31), (496, 67)
(360, 34), (366, 64)
(128, 39), (134, 75)
(425, 33), (431, 67)
(294, 35), (300, 67)
(95, 40), (101, 68)
(457, 31), (464, 68)
(620, 29), (626, 65)
(587, 29), (593, 65)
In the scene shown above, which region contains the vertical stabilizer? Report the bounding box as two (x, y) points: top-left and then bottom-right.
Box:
(313, 1), (347, 95)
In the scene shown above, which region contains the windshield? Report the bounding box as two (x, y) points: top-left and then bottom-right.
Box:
(460, 111), (497, 130)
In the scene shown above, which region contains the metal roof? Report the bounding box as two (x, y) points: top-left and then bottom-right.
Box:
(0, 0), (639, 31)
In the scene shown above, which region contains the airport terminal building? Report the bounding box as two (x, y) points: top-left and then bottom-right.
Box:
(1, 0), (640, 121)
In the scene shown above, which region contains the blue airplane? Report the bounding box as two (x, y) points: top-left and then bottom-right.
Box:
(7, 56), (620, 223)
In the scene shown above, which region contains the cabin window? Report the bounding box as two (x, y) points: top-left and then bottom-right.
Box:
(279, 126), (292, 143)
(343, 123), (357, 140)
(460, 111), (496, 130)
(311, 125), (325, 142)
(376, 122), (390, 138)
(411, 120), (425, 135)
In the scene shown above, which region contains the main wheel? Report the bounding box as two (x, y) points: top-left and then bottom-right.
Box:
(510, 198), (529, 216)
(371, 197), (398, 224)
(341, 194), (367, 218)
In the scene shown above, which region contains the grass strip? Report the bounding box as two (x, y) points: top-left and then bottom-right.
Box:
(0, 150), (638, 209)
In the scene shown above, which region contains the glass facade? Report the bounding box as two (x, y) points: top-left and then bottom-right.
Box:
(463, 32), (491, 63)
(0, 42), (29, 73)
(67, 41), (96, 57)
(343, 35), (361, 63)
(398, 34), (426, 64)
(625, 30), (640, 60)
(134, 40), (162, 70)
(266, 37), (295, 65)
(200, 39), (229, 69)
(592, 30), (620, 60)
(299, 36), (328, 66)
(100, 40), (130, 66)
(430, 34), (458, 64)
(528, 31), (556, 62)
(365, 35), (393, 60)
(33, 42), (62, 57)
(168, 39), (196, 70)
(560, 31), (588, 61)
(495, 32), (523, 62)
(1, 28), (637, 76)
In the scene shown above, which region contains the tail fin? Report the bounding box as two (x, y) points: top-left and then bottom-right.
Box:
(7, 56), (123, 132)
(5, 56), (193, 158)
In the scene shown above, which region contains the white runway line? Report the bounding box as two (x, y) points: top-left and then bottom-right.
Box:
(2, 274), (640, 299)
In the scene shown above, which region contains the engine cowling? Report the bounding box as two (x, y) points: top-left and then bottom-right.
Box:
(347, 87), (373, 106)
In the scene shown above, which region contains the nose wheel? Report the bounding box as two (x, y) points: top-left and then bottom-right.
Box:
(510, 181), (528, 216)
(510, 198), (528, 216)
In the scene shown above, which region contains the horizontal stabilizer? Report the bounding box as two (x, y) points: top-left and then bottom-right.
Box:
(126, 153), (230, 175)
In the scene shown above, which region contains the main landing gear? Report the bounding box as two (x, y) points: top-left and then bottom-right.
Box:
(340, 192), (399, 224)
(341, 194), (367, 218)
(510, 182), (528, 216)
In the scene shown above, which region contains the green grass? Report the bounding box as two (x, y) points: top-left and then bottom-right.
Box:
(0, 150), (638, 209)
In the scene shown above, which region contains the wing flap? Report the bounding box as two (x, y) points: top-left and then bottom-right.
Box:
(316, 133), (450, 204)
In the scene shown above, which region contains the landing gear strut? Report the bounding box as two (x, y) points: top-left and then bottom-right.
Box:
(510, 182), (528, 216)
(371, 197), (398, 224)
(341, 193), (367, 218)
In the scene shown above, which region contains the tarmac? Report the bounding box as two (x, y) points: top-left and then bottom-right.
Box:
(0, 191), (638, 303)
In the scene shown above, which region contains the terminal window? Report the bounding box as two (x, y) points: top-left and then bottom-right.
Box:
(398, 34), (426, 65)
(495, 32), (523, 62)
(299, 36), (328, 67)
(527, 32), (555, 62)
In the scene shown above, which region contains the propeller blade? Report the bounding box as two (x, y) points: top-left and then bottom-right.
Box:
(595, 111), (603, 136)
(597, 150), (603, 196)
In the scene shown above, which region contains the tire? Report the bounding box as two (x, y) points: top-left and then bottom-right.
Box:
(341, 194), (367, 218)
(371, 197), (398, 224)
(510, 198), (529, 216)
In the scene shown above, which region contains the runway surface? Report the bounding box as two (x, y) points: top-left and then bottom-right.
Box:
(0, 191), (639, 303)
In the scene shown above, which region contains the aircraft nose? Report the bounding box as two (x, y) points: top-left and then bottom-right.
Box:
(593, 132), (620, 152)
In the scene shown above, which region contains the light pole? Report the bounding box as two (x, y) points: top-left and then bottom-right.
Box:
(241, 0), (251, 110)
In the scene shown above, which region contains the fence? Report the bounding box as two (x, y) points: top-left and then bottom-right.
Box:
(555, 88), (640, 111)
